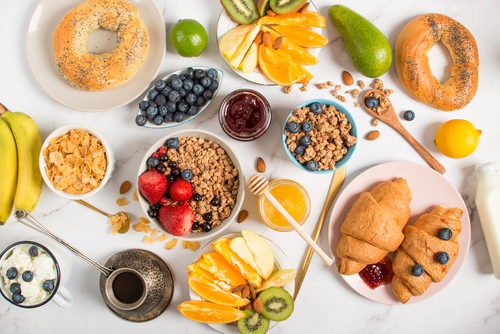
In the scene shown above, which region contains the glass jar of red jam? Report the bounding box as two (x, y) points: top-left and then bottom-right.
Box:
(219, 89), (272, 141)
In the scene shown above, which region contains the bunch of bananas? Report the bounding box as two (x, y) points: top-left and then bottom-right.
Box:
(0, 103), (42, 225)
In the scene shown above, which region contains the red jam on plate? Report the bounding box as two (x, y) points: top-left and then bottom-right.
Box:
(359, 256), (393, 290)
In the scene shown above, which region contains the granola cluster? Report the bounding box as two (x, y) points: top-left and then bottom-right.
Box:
(367, 79), (394, 115)
(285, 104), (357, 171)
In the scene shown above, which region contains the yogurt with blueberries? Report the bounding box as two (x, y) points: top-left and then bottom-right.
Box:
(0, 244), (57, 305)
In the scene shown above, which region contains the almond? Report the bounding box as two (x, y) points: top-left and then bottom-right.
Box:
(241, 285), (250, 299)
(272, 36), (283, 50)
(366, 130), (380, 141)
(253, 298), (263, 314)
(298, 2), (310, 13)
(119, 181), (131, 194)
(342, 71), (354, 86)
(232, 284), (245, 294)
(254, 31), (263, 46)
(266, 9), (276, 16)
(248, 284), (256, 300)
(256, 157), (266, 172)
(263, 32), (271, 47)
(245, 303), (253, 310)
(238, 210), (249, 223)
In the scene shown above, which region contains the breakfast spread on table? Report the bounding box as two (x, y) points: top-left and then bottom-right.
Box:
(0, 0), (490, 329)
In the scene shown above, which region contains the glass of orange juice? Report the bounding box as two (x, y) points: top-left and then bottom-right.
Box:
(258, 179), (311, 232)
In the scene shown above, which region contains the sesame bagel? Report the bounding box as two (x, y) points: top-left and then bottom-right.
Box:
(395, 13), (478, 111)
(53, 0), (150, 91)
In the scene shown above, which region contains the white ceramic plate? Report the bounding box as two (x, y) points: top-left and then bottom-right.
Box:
(189, 232), (295, 334)
(328, 161), (471, 305)
(135, 66), (223, 129)
(26, 0), (165, 112)
(216, 1), (322, 86)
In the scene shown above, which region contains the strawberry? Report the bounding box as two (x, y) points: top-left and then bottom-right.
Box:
(169, 179), (193, 202)
(138, 170), (167, 204)
(158, 202), (194, 236)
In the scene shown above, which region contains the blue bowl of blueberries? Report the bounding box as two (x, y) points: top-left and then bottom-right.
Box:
(135, 66), (223, 129)
(282, 99), (357, 173)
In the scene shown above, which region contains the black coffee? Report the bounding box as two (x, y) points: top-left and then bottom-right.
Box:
(112, 272), (144, 304)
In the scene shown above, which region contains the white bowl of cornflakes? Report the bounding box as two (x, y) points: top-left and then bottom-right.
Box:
(39, 125), (115, 199)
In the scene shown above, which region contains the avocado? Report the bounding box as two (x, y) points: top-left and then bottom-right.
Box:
(328, 5), (392, 78)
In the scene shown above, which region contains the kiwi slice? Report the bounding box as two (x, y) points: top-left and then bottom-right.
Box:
(237, 309), (270, 334)
(220, 0), (259, 25)
(259, 288), (294, 321)
(269, 0), (306, 14)
(257, 0), (270, 17)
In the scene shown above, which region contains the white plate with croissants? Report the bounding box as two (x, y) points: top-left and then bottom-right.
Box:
(328, 161), (470, 305)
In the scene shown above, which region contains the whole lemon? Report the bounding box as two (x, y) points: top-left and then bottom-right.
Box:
(170, 19), (208, 58)
(434, 119), (482, 158)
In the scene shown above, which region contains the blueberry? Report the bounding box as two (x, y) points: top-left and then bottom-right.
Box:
(305, 160), (318, 171)
(166, 101), (177, 113)
(207, 69), (218, 80)
(12, 293), (25, 304)
(148, 100), (157, 108)
(193, 193), (202, 201)
(168, 161), (177, 169)
(173, 112), (185, 123)
(180, 75), (186, 80)
(155, 80), (167, 91)
(139, 101), (150, 111)
(29, 246), (39, 257)
(185, 93), (197, 105)
(187, 106), (198, 116)
(161, 86), (173, 96)
(178, 101), (189, 113)
(204, 212), (212, 221)
(183, 79), (194, 91)
(209, 80), (219, 92)
(192, 84), (204, 96)
(439, 228), (453, 241)
(6, 267), (17, 279)
(302, 121), (313, 133)
(437, 252), (449, 264)
(148, 89), (159, 101)
(203, 89), (213, 101)
(154, 94), (166, 106)
(147, 157), (160, 168)
(146, 106), (158, 119)
(185, 67), (194, 80)
(295, 145), (305, 156)
(22, 271), (33, 282)
(167, 138), (180, 149)
(412, 264), (424, 277)
(202, 223), (211, 232)
(196, 96), (206, 107)
(164, 113), (174, 123)
(178, 88), (188, 98)
(170, 77), (183, 90)
(158, 105), (168, 117)
(286, 121), (300, 133)
(210, 198), (220, 206)
(200, 76), (212, 88)
(43, 280), (55, 292)
(194, 69), (206, 80)
(310, 102), (322, 115)
(153, 115), (163, 125)
(181, 169), (193, 181)
(365, 96), (379, 109)
(10, 283), (21, 294)
(170, 74), (180, 81)
(135, 115), (147, 126)
(147, 209), (158, 218)
(168, 90), (181, 103)
(191, 222), (199, 230)
(300, 135), (312, 146)
(404, 110), (415, 121)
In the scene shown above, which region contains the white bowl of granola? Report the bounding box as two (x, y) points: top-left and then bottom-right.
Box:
(136, 129), (245, 241)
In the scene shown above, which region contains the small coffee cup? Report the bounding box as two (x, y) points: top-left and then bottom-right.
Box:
(105, 268), (147, 311)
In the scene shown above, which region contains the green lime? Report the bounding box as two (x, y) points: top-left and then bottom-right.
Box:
(170, 19), (208, 58)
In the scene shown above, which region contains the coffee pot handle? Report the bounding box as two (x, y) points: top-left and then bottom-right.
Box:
(52, 286), (73, 308)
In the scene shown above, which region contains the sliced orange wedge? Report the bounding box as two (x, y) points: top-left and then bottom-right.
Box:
(261, 26), (318, 65)
(188, 272), (250, 307)
(178, 300), (246, 324)
(258, 44), (306, 86)
(270, 26), (328, 48)
(197, 252), (248, 288)
(186, 262), (233, 292)
(258, 11), (326, 28)
(298, 66), (314, 83)
(212, 238), (262, 288)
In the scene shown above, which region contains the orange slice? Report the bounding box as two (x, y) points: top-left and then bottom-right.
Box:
(261, 26), (318, 65)
(178, 300), (246, 324)
(188, 272), (250, 307)
(258, 11), (326, 28)
(186, 262), (233, 292)
(258, 44), (306, 86)
(298, 66), (314, 83)
(197, 252), (248, 288)
(212, 238), (262, 288)
(270, 26), (328, 48)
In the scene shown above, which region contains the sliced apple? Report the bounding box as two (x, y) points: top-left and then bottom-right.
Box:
(219, 24), (256, 59)
(228, 24), (261, 69)
(238, 42), (258, 73)
(256, 269), (296, 292)
(241, 229), (274, 279)
(230, 237), (264, 278)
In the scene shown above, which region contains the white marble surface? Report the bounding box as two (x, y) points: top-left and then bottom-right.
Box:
(1, 0), (500, 333)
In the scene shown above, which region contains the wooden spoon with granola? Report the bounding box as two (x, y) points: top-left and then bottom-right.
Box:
(362, 89), (445, 174)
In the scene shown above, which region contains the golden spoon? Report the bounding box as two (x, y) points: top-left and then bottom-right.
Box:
(74, 200), (131, 233)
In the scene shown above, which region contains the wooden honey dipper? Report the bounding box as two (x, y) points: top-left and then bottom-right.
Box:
(247, 174), (334, 266)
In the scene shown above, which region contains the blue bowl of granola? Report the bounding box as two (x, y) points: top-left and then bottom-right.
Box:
(282, 99), (357, 173)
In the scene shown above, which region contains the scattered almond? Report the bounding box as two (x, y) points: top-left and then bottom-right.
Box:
(248, 284), (256, 300)
(342, 71), (353, 86)
(238, 210), (249, 223)
(256, 157), (266, 172)
(272, 36), (283, 50)
(232, 285), (245, 294)
(263, 31), (271, 47)
(254, 31), (263, 45)
(253, 298), (263, 314)
(366, 130), (380, 141)
(245, 303), (253, 310)
(266, 9), (276, 17)
(241, 285), (250, 299)
(119, 181), (131, 194)
(298, 2), (310, 13)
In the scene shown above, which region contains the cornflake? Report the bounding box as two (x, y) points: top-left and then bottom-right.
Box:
(109, 212), (127, 235)
(156, 234), (168, 242)
(140, 217), (150, 224)
(133, 222), (145, 232)
(143, 236), (154, 244)
(182, 240), (200, 251)
(116, 197), (128, 207)
(133, 188), (139, 201)
(165, 238), (178, 250)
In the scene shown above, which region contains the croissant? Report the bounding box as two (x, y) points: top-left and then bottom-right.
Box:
(391, 205), (463, 304)
(336, 178), (412, 275)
